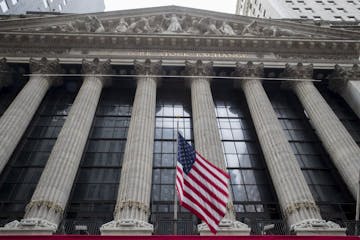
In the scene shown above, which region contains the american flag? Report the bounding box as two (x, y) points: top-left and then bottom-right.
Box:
(176, 132), (230, 234)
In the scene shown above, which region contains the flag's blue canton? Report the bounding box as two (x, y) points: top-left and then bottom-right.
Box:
(177, 132), (196, 175)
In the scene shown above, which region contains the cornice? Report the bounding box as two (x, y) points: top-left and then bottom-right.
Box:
(0, 32), (358, 58)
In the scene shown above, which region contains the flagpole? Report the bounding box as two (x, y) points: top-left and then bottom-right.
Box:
(174, 117), (180, 235)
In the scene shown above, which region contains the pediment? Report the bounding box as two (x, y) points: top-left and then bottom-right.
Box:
(0, 5), (359, 40)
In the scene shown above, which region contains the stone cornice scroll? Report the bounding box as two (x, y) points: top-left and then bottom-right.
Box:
(0, 58), (12, 89)
(329, 64), (360, 93)
(134, 58), (162, 76)
(29, 57), (63, 86)
(185, 60), (213, 77)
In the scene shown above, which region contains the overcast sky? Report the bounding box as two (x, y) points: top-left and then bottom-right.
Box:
(104, 0), (237, 14)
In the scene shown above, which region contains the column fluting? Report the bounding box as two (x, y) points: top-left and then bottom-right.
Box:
(0, 57), (61, 175)
(4, 58), (111, 233)
(186, 60), (250, 235)
(233, 62), (329, 231)
(283, 63), (360, 198)
(101, 59), (161, 235)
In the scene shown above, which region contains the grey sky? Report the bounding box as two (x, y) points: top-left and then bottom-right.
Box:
(104, 0), (237, 14)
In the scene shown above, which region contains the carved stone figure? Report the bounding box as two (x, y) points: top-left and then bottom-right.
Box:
(126, 17), (154, 33)
(220, 21), (236, 35)
(203, 18), (222, 35)
(114, 17), (129, 33)
(262, 25), (306, 37)
(184, 16), (202, 34)
(163, 14), (185, 33)
(241, 20), (260, 36)
(84, 16), (105, 33)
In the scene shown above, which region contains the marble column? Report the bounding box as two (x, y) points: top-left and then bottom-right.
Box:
(185, 60), (250, 235)
(329, 64), (360, 118)
(101, 59), (161, 235)
(0, 58), (111, 235)
(233, 62), (344, 235)
(0, 58), (12, 91)
(0, 57), (61, 175)
(283, 63), (360, 199)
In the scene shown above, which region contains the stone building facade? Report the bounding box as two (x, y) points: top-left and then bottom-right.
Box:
(0, 5), (359, 236)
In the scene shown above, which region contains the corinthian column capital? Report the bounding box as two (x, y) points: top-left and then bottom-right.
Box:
(233, 61), (264, 78)
(185, 60), (213, 76)
(29, 57), (62, 86)
(329, 64), (360, 94)
(282, 63), (314, 79)
(82, 58), (112, 86)
(134, 59), (162, 76)
(82, 58), (112, 75)
(0, 58), (12, 89)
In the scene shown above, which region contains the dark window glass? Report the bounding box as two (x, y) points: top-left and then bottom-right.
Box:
(63, 88), (134, 231)
(0, 84), (77, 225)
(213, 84), (281, 223)
(151, 82), (196, 235)
(267, 84), (355, 221)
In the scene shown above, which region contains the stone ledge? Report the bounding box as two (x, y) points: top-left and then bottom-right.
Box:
(0, 219), (56, 235)
(100, 219), (153, 236)
(198, 219), (251, 236)
(291, 219), (347, 236)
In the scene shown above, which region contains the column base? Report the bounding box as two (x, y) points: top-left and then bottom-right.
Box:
(198, 219), (251, 235)
(291, 219), (346, 236)
(0, 219), (57, 235)
(100, 219), (153, 235)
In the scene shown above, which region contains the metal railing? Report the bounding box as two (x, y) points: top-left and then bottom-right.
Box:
(56, 219), (360, 235)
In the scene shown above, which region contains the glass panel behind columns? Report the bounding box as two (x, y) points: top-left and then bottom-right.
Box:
(265, 82), (355, 223)
(212, 82), (282, 235)
(318, 85), (360, 147)
(151, 81), (198, 235)
(0, 82), (78, 227)
(61, 88), (134, 235)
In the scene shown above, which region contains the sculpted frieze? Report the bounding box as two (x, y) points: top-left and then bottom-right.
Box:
(29, 14), (313, 38)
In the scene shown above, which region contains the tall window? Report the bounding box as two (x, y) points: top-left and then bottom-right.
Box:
(0, 82), (77, 226)
(151, 81), (196, 235)
(266, 83), (355, 222)
(212, 82), (281, 231)
(62, 88), (134, 234)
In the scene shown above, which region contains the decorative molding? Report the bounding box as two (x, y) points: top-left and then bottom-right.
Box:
(281, 63), (314, 79)
(25, 200), (64, 215)
(284, 201), (319, 217)
(81, 58), (112, 75)
(29, 57), (62, 75)
(28, 14), (315, 39)
(100, 219), (153, 235)
(185, 60), (213, 76)
(233, 61), (264, 78)
(2, 218), (57, 231)
(198, 219), (250, 235)
(329, 64), (360, 93)
(291, 218), (343, 232)
(29, 57), (63, 86)
(114, 201), (150, 217)
(134, 59), (162, 76)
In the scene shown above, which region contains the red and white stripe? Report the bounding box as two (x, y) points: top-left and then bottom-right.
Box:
(176, 152), (230, 234)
